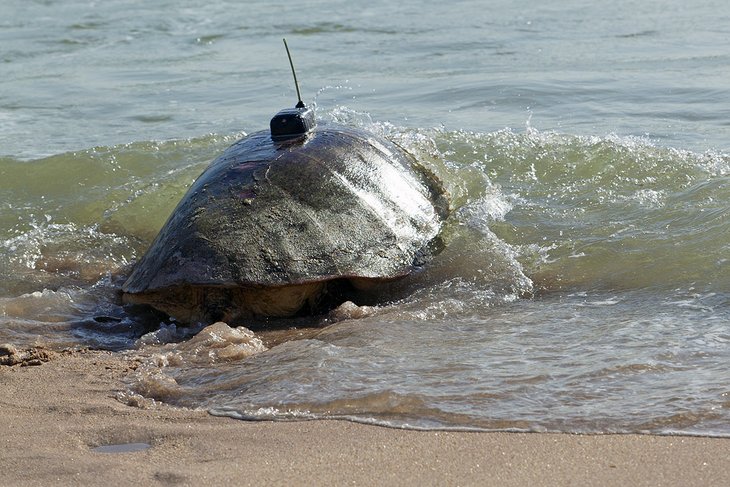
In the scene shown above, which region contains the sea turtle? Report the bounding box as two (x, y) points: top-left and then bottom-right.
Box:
(122, 116), (448, 323)
(122, 46), (448, 324)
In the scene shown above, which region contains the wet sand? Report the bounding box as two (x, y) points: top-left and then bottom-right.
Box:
(2, 348), (729, 486)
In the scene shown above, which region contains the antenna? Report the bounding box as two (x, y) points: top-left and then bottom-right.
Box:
(270, 39), (316, 140)
(283, 38), (305, 108)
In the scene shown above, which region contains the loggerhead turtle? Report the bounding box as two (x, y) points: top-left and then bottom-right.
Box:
(122, 44), (448, 324)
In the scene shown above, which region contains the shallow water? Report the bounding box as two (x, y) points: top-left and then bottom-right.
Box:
(2, 0), (730, 436)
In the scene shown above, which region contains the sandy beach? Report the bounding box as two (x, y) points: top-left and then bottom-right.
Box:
(0, 348), (727, 486)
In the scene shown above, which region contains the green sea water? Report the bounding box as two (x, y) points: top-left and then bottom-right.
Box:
(2, 0), (730, 435)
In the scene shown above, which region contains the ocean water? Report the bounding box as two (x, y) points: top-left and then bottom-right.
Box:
(2, 0), (730, 435)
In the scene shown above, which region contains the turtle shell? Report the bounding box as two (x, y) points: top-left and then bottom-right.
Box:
(122, 125), (447, 296)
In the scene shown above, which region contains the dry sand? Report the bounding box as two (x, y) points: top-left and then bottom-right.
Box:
(2, 348), (729, 487)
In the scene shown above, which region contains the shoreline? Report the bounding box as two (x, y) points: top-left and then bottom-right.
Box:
(2, 349), (729, 486)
